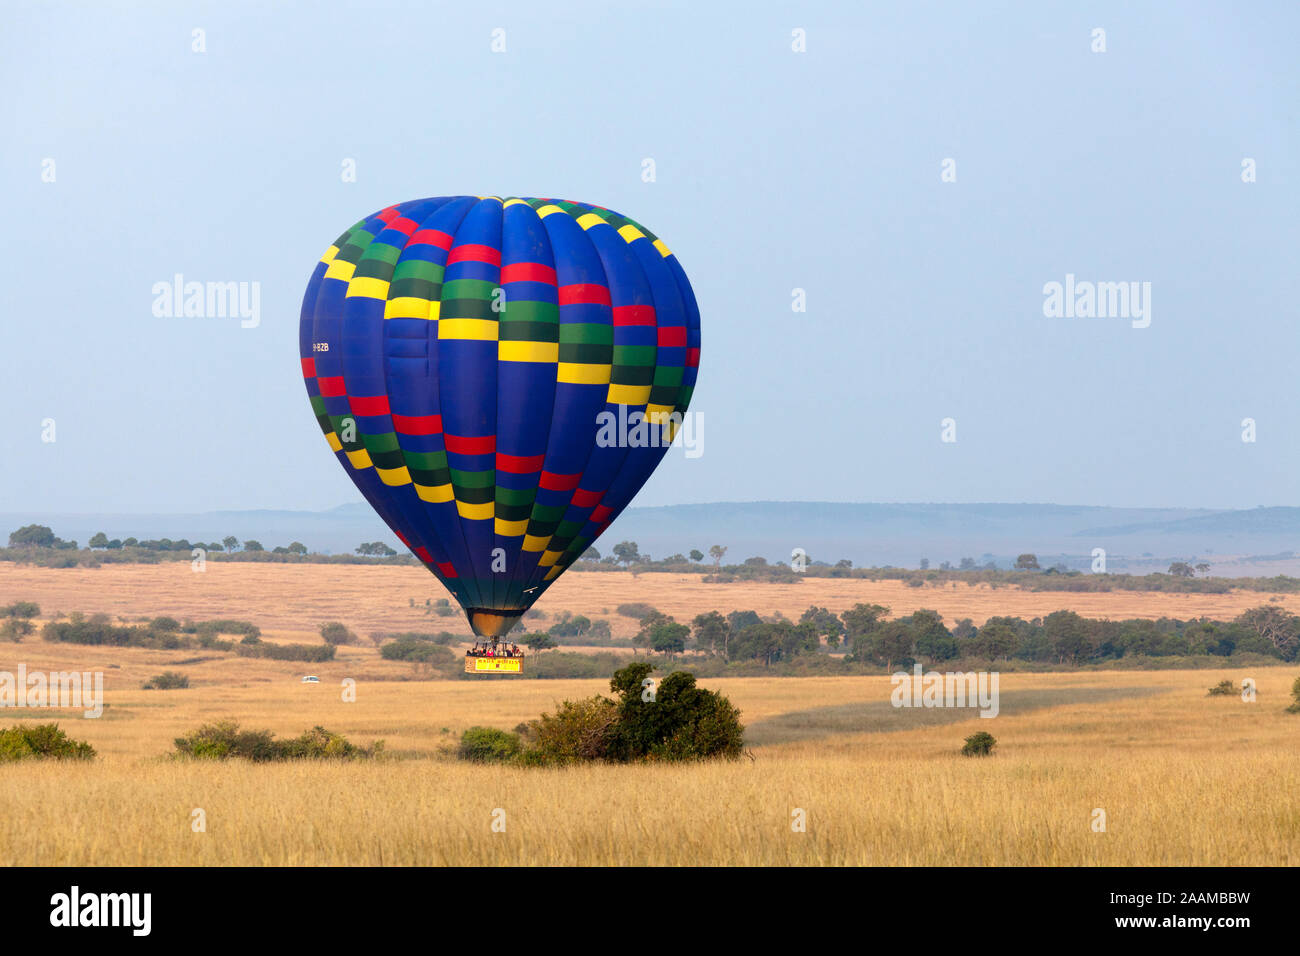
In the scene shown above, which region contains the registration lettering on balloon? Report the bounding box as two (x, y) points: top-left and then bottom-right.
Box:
(299, 196), (700, 641)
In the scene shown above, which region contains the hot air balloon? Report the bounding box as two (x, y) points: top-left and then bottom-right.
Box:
(299, 196), (699, 670)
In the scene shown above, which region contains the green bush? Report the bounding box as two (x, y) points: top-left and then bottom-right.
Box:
(173, 721), (278, 760)
(320, 621), (358, 645)
(616, 603), (659, 620)
(1, 619), (33, 641)
(1207, 679), (1236, 696)
(458, 726), (522, 763)
(2, 601), (40, 618)
(381, 637), (456, 665)
(0, 723), (95, 761)
(521, 696), (619, 765)
(190, 619), (261, 639)
(1288, 676), (1300, 714)
(468, 663), (745, 766)
(142, 671), (190, 690)
(605, 662), (745, 762)
(278, 726), (379, 759)
(962, 731), (997, 757)
(172, 721), (380, 761)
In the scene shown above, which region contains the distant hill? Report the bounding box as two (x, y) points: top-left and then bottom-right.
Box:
(4, 501), (1299, 576)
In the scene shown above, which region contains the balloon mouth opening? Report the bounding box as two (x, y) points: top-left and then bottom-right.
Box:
(467, 608), (525, 639)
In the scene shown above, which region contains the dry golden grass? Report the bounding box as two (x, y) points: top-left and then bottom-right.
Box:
(0, 653), (1297, 865)
(0, 562), (1297, 865)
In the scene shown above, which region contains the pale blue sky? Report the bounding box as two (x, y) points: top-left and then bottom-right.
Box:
(2, 0), (1296, 514)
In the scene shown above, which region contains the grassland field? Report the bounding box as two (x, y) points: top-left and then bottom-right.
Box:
(0, 563), (1297, 865)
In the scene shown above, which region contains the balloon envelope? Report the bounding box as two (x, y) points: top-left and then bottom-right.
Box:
(299, 197), (700, 637)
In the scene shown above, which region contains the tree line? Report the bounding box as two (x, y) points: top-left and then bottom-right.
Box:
(611, 602), (1300, 667)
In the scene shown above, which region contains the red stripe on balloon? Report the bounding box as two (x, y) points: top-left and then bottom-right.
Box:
(501, 262), (557, 285)
(590, 504), (614, 523)
(300, 357), (316, 377)
(447, 244), (502, 266)
(349, 395), (391, 416)
(392, 413), (442, 435)
(496, 452), (546, 474)
(317, 376), (346, 397)
(437, 562), (458, 578)
(444, 433), (496, 455)
(686, 348), (701, 368)
(656, 326), (687, 347)
(539, 471), (582, 491)
(558, 284), (611, 307)
(570, 487), (603, 509)
(410, 229), (453, 249)
(613, 305), (655, 326)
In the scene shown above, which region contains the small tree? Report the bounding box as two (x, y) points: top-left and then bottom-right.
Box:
(1, 619), (33, 641)
(458, 727), (521, 763)
(605, 662), (745, 762)
(648, 619), (689, 658)
(525, 632), (557, 654)
(962, 731), (997, 757)
(1014, 553), (1040, 571)
(689, 549), (704, 563)
(222, 536), (239, 552)
(708, 545), (728, 569)
(8, 525), (55, 548)
(1236, 606), (1300, 659)
(800, 606), (845, 649)
(612, 541), (641, 566)
(319, 621), (357, 645)
(0, 724), (95, 761)
(691, 611), (729, 656)
(1287, 676), (1300, 714)
(143, 671), (190, 690)
(243, 540), (264, 552)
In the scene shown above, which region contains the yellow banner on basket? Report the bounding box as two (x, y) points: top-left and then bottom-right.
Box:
(465, 656), (523, 674)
